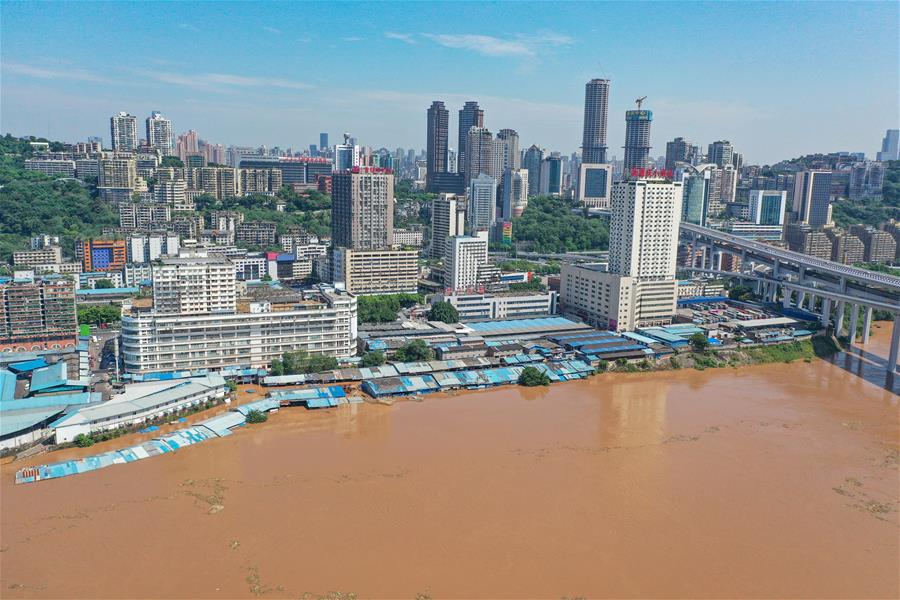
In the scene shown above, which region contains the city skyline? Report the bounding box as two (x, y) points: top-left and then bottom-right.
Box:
(2, 2), (898, 164)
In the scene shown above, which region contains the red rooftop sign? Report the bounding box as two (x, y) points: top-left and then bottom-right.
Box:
(631, 168), (674, 179)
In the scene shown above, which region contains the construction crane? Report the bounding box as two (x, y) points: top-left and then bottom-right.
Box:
(635, 96), (647, 110)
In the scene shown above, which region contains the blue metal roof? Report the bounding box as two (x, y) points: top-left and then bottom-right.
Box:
(7, 358), (49, 373)
(29, 362), (68, 392)
(466, 316), (582, 332)
(1, 391), (100, 412)
(76, 287), (139, 295)
(1, 370), (18, 404)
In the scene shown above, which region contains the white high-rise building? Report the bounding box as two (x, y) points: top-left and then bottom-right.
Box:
(127, 234), (181, 264)
(146, 111), (174, 156)
(151, 251), (237, 315)
(467, 174), (497, 232)
(444, 231), (489, 292)
(500, 169), (529, 220)
(155, 179), (191, 212)
(110, 112), (138, 152)
(562, 175), (683, 331)
(431, 193), (466, 259)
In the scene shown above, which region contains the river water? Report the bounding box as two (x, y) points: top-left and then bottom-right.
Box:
(1, 327), (898, 599)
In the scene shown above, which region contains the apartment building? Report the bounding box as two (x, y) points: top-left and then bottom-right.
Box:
(0, 274), (78, 351)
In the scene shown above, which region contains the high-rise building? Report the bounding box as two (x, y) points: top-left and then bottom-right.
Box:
(581, 79), (610, 164)
(126, 234), (181, 264)
(849, 161), (886, 199)
(98, 156), (138, 202)
(145, 111), (173, 156)
(426, 101), (449, 192)
(444, 231), (489, 292)
(176, 130), (200, 160)
(707, 140), (735, 167)
(562, 175), (682, 331)
(849, 225), (898, 263)
(785, 224), (833, 260)
(623, 109), (652, 171)
(539, 152), (563, 196)
(151, 252), (236, 315)
(680, 166), (713, 226)
(576, 163), (613, 209)
(457, 101), (484, 179)
(495, 129), (521, 171)
(465, 127), (494, 186)
(0, 274), (77, 351)
(110, 112), (138, 152)
(748, 190), (787, 226)
(319, 133), (329, 152)
(523, 145), (544, 197)
(793, 170), (833, 227)
(500, 169), (529, 220)
(877, 129), (899, 161)
(665, 137), (694, 170)
(331, 168), (394, 250)
(431, 193), (467, 259)
(467, 174), (497, 232)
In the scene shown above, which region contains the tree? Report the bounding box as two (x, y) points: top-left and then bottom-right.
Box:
(73, 433), (94, 448)
(518, 366), (551, 386)
(689, 332), (710, 352)
(512, 196), (609, 253)
(161, 156), (184, 168)
(94, 278), (115, 289)
(359, 350), (386, 367)
(280, 349), (338, 374)
(226, 381), (237, 393)
(394, 340), (434, 362)
(269, 359), (284, 376)
(508, 280), (546, 292)
(77, 304), (121, 325)
(728, 284), (755, 302)
(245, 409), (268, 424)
(427, 301), (459, 324)
(357, 294), (424, 323)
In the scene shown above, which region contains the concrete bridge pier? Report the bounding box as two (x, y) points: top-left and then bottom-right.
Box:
(782, 288), (792, 309)
(848, 304), (860, 345)
(821, 297), (832, 328)
(835, 301), (846, 337)
(890, 315), (900, 375)
(862, 307), (873, 344)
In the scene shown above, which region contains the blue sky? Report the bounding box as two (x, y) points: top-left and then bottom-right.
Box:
(1, 1), (897, 164)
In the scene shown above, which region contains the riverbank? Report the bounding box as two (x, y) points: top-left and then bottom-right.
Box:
(1, 328), (897, 598)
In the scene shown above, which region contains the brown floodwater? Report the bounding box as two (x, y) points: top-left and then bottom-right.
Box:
(1, 328), (898, 599)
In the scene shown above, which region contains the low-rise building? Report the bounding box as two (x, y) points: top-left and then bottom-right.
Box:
(392, 228), (425, 248)
(235, 221), (277, 247)
(436, 291), (558, 321)
(24, 159), (76, 177)
(12, 247), (63, 267)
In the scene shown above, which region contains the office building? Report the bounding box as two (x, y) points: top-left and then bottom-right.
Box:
(426, 101), (449, 192)
(500, 169), (529, 219)
(121, 284), (357, 373)
(145, 111), (173, 156)
(576, 163), (613, 208)
(665, 137), (695, 170)
(444, 232), (489, 292)
(748, 190), (787, 225)
(467, 174), (497, 232)
(523, 145), (543, 197)
(539, 152), (563, 196)
(562, 176), (682, 331)
(581, 79), (610, 164)
(877, 129), (899, 161)
(681, 166), (711, 226)
(110, 112), (138, 152)
(793, 170), (833, 227)
(319, 133), (329, 153)
(436, 290), (558, 321)
(623, 109), (652, 171)
(331, 168), (394, 250)
(457, 101), (484, 179)
(0, 274), (78, 352)
(465, 127), (494, 186)
(331, 248), (419, 295)
(431, 193), (467, 259)
(707, 140), (735, 167)
(240, 156), (330, 186)
(77, 239), (127, 272)
(127, 234), (180, 263)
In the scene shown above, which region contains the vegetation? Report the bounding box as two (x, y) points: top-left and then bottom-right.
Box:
(77, 304), (121, 325)
(359, 350), (386, 367)
(195, 188), (332, 239)
(832, 160), (900, 227)
(689, 332), (710, 352)
(161, 156), (184, 168)
(226, 380), (238, 393)
(357, 293), (424, 323)
(508, 280), (547, 293)
(427, 301), (459, 323)
(245, 409), (268, 424)
(855, 262), (900, 277)
(394, 339), (434, 362)
(518, 365), (551, 386)
(728, 283), (756, 302)
(512, 196), (609, 253)
(73, 433), (94, 448)
(93, 278), (115, 289)
(595, 359), (609, 372)
(269, 350), (338, 375)
(497, 259), (561, 274)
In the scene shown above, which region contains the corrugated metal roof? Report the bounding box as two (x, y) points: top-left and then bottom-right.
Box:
(0, 406), (67, 437)
(1, 392), (100, 412)
(29, 361), (68, 392)
(7, 358), (49, 373)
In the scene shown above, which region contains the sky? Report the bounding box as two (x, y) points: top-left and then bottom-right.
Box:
(1, 1), (898, 164)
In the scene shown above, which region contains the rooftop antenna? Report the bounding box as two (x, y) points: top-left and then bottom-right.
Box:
(635, 96), (647, 110)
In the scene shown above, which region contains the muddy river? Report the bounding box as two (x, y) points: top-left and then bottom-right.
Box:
(1, 327), (898, 599)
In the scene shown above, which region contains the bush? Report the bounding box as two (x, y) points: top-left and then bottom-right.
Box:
(596, 359), (609, 372)
(73, 433), (94, 448)
(245, 409), (268, 424)
(359, 350), (386, 367)
(518, 366), (551, 386)
(689, 332), (710, 352)
(358, 293), (424, 323)
(427, 301), (459, 324)
(394, 340), (434, 362)
(274, 349), (338, 375)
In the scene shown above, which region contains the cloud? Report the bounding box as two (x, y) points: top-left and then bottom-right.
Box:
(422, 33), (533, 57)
(340, 36), (364, 42)
(384, 31), (417, 44)
(262, 26), (282, 34)
(144, 70), (313, 91)
(178, 23), (200, 32)
(3, 62), (114, 84)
